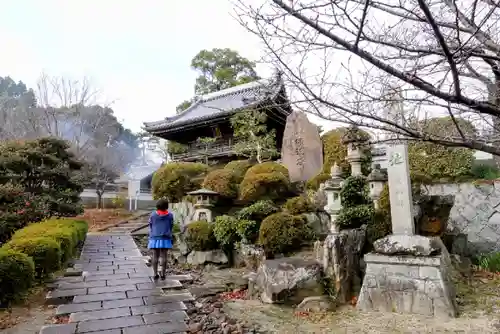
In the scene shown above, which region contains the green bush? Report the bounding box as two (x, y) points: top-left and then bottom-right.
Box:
(202, 169), (238, 199)
(239, 172), (290, 202)
(321, 127), (371, 176)
(236, 200), (279, 222)
(408, 117), (476, 182)
(471, 164), (500, 180)
(0, 137), (84, 218)
(213, 215), (239, 247)
(337, 205), (374, 229)
(224, 160), (253, 181)
(185, 221), (218, 251)
(0, 184), (50, 243)
(12, 218), (88, 263)
(283, 195), (315, 215)
(340, 176), (370, 207)
(151, 162), (209, 202)
(306, 172), (330, 191)
(477, 252), (500, 273)
(244, 161), (289, 179)
(4, 237), (61, 277)
(0, 248), (35, 306)
(258, 212), (309, 256)
(234, 219), (259, 244)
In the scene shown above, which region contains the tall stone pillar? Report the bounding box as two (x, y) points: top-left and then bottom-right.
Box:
(356, 139), (457, 317)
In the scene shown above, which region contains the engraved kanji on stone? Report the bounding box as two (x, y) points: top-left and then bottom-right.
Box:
(389, 152), (403, 166)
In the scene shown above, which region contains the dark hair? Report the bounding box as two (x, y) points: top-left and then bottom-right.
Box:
(156, 199), (169, 211)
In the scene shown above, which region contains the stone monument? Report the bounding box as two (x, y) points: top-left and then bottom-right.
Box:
(281, 111), (323, 182)
(356, 138), (458, 317)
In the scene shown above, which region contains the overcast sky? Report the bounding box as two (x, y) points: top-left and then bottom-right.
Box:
(0, 0), (281, 132)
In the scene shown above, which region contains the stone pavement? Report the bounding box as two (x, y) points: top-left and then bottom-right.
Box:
(40, 234), (194, 334)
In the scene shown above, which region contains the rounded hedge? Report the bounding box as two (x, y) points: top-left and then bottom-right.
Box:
(306, 172), (330, 191)
(12, 218), (88, 263)
(202, 169), (238, 199)
(185, 221), (218, 251)
(236, 200), (279, 222)
(5, 237), (61, 277)
(258, 212), (309, 256)
(213, 215), (240, 247)
(283, 196), (315, 215)
(244, 161), (289, 179)
(239, 172), (290, 202)
(152, 162), (209, 202)
(321, 127), (371, 175)
(0, 249), (35, 306)
(224, 160), (253, 181)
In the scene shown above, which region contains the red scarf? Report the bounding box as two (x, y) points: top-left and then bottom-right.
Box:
(156, 210), (169, 215)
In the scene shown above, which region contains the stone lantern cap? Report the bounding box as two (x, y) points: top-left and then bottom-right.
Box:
(324, 163), (344, 189)
(367, 164), (388, 182)
(187, 188), (219, 196)
(341, 126), (369, 144)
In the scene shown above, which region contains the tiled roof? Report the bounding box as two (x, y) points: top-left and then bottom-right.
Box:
(143, 75), (287, 132)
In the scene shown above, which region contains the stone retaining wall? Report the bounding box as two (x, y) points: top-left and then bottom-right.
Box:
(423, 182), (500, 255)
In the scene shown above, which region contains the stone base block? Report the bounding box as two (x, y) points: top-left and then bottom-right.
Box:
(356, 253), (457, 318)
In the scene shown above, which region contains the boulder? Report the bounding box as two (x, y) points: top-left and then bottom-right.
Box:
(322, 226), (366, 303)
(296, 296), (336, 312)
(281, 111), (323, 182)
(373, 234), (441, 256)
(253, 257), (324, 304)
(187, 249), (229, 266)
(237, 243), (266, 271)
(303, 212), (330, 239)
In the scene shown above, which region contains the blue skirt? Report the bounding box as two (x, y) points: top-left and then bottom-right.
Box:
(148, 238), (173, 249)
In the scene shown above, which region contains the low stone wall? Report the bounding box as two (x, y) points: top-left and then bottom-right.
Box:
(423, 182), (500, 255)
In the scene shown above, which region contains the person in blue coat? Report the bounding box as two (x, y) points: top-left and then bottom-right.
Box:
(148, 199), (174, 280)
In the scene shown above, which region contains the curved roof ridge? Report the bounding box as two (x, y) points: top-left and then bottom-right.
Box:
(200, 78), (271, 103)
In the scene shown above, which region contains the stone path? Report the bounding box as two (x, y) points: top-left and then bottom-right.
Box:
(40, 233), (194, 334)
(105, 212), (150, 234)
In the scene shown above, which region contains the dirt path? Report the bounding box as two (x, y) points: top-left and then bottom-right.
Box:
(0, 287), (55, 334)
(205, 267), (500, 333)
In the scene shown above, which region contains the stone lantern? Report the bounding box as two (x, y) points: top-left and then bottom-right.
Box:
(342, 126), (368, 176)
(367, 164), (387, 209)
(323, 163), (344, 233)
(186, 188), (218, 223)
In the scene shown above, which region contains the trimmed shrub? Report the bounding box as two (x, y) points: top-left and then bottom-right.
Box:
(152, 162), (209, 202)
(340, 175), (371, 207)
(234, 219), (259, 244)
(244, 161), (289, 179)
(202, 169), (238, 199)
(258, 212), (309, 256)
(321, 127), (371, 176)
(224, 160), (253, 181)
(283, 196), (315, 215)
(0, 248), (35, 306)
(306, 172), (330, 191)
(239, 172), (290, 202)
(408, 117), (476, 182)
(4, 237), (61, 277)
(12, 218), (88, 263)
(337, 205), (374, 229)
(185, 221), (218, 251)
(213, 215), (239, 247)
(236, 200), (279, 222)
